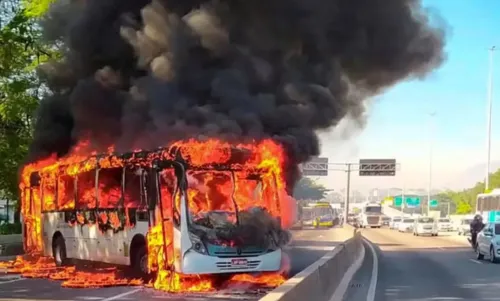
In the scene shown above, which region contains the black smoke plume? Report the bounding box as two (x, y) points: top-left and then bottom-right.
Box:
(28, 0), (446, 188)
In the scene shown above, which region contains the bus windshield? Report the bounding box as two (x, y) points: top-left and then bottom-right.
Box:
(365, 206), (382, 213)
(311, 206), (333, 217)
(187, 171), (238, 227)
(186, 170), (270, 229)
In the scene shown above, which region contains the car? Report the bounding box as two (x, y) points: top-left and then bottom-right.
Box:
(413, 216), (438, 236)
(398, 218), (415, 233)
(381, 216), (391, 227)
(458, 218), (473, 236)
(437, 218), (453, 232)
(390, 217), (402, 229)
(475, 222), (500, 263)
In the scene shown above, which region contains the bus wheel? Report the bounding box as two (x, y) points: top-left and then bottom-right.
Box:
(52, 236), (68, 266)
(133, 245), (148, 277)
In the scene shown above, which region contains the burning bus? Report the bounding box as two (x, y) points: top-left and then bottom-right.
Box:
(19, 139), (291, 290)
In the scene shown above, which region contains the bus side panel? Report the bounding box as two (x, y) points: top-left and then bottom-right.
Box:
(94, 221), (149, 266)
(42, 212), (79, 259)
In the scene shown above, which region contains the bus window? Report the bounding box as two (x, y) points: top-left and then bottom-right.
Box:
(97, 168), (122, 208)
(58, 175), (76, 210)
(41, 175), (56, 211)
(124, 167), (141, 209)
(77, 169), (97, 209)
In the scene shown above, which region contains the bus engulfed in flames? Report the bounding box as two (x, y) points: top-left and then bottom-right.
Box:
(3, 139), (293, 292)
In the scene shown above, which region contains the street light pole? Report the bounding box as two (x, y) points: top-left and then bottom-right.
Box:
(428, 112), (436, 216)
(486, 46), (495, 192)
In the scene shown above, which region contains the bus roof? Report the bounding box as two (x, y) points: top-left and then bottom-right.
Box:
(27, 141), (277, 179)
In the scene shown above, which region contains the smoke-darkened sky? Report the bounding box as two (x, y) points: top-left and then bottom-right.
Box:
(28, 0), (446, 184)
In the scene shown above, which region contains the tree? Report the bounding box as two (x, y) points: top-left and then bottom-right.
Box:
(0, 0), (54, 205)
(441, 168), (500, 215)
(292, 177), (327, 201)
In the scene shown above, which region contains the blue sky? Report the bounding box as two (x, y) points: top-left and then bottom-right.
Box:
(317, 0), (500, 192)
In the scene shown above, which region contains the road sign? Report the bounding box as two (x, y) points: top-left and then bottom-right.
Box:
(359, 159), (396, 176)
(405, 197), (421, 208)
(392, 196), (421, 207)
(429, 199), (438, 207)
(302, 157), (328, 176)
(394, 196), (403, 207)
(382, 197), (394, 205)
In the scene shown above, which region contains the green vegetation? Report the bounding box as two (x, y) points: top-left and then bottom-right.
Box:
(293, 177), (327, 201)
(0, 222), (22, 235)
(0, 0), (54, 213)
(438, 168), (500, 215)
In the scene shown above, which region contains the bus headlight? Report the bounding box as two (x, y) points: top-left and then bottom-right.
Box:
(495, 241), (500, 246)
(189, 233), (207, 254)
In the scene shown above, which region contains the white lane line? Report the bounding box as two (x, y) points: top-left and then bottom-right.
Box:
(469, 259), (483, 264)
(101, 288), (142, 301)
(329, 242), (366, 301)
(0, 278), (25, 285)
(364, 238), (379, 301)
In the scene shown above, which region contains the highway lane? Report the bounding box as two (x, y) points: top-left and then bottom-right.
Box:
(344, 228), (500, 301)
(0, 226), (353, 301)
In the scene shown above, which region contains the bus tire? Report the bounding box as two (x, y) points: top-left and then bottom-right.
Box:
(133, 245), (148, 277)
(52, 235), (68, 266)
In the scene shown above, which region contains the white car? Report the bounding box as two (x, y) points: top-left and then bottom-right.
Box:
(398, 218), (415, 232)
(457, 218), (473, 236)
(476, 222), (500, 263)
(390, 217), (402, 229)
(413, 217), (438, 236)
(437, 218), (453, 232)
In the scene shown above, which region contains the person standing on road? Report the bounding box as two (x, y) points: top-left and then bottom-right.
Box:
(470, 214), (485, 248)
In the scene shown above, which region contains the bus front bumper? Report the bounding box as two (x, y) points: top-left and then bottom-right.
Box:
(181, 249), (282, 275)
(313, 220), (334, 227)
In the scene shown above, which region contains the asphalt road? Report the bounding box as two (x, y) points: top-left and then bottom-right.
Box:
(344, 228), (500, 301)
(0, 226), (352, 301)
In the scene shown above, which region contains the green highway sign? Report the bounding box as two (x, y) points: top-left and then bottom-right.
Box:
(394, 196), (403, 207)
(405, 197), (420, 207)
(429, 199), (439, 207)
(393, 196), (421, 207)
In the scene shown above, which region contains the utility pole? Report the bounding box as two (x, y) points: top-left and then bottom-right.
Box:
(344, 163), (352, 221)
(486, 46), (495, 192)
(427, 112), (436, 216)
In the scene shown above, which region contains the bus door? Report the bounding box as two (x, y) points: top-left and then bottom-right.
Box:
(156, 167), (178, 271)
(25, 172), (43, 253)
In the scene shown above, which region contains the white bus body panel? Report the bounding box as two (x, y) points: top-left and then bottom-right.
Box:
(182, 249), (282, 274)
(42, 212), (149, 266)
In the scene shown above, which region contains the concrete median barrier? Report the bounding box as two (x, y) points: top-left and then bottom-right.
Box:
(260, 229), (363, 301)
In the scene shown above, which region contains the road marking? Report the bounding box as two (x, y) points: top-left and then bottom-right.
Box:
(468, 259), (483, 264)
(329, 241), (365, 301)
(101, 288), (142, 301)
(0, 278), (25, 285)
(364, 238), (378, 301)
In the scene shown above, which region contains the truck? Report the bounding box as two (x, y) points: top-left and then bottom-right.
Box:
(358, 201), (383, 228)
